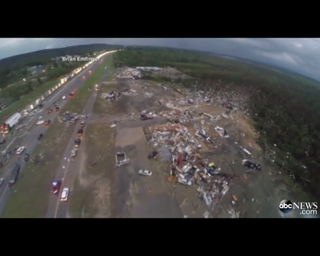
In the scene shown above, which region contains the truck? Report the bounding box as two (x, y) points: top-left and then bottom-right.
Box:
(115, 151), (129, 167)
(1, 112), (21, 135)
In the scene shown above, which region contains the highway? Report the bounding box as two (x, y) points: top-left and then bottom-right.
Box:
(0, 57), (106, 215)
(46, 67), (111, 218)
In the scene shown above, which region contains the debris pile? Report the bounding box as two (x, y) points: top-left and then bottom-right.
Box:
(116, 68), (142, 79)
(62, 111), (82, 123)
(101, 88), (137, 102)
(145, 122), (261, 218)
(136, 67), (161, 71)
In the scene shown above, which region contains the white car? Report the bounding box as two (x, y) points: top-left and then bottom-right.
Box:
(71, 149), (77, 157)
(60, 188), (69, 201)
(62, 95), (66, 100)
(138, 170), (152, 176)
(178, 177), (192, 186)
(16, 147), (25, 155)
(36, 120), (44, 125)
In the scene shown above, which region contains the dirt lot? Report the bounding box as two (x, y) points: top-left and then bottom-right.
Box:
(1, 119), (76, 217)
(79, 77), (310, 218)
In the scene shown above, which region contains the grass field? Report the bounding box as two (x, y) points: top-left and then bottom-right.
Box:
(69, 124), (115, 218)
(92, 81), (116, 114)
(0, 56), (114, 217)
(63, 55), (113, 114)
(92, 56), (116, 114)
(0, 79), (59, 122)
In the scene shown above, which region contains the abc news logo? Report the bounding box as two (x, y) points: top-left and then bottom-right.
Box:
(279, 199), (318, 213)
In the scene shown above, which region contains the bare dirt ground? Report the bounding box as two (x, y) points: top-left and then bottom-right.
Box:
(73, 76), (310, 218)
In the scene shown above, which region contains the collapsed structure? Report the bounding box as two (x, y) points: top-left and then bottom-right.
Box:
(61, 112), (83, 123)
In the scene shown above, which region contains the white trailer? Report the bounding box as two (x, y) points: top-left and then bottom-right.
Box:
(5, 112), (21, 128)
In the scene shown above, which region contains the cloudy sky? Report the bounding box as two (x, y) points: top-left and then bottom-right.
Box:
(0, 38), (319, 81)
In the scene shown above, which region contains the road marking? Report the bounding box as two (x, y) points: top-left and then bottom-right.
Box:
(0, 185), (9, 203)
(54, 156), (71, 218)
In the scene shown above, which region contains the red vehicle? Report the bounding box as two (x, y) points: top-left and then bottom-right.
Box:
(51, 180), (62, 194)
(82, 76), (85, 80)
(72, 89), (77, 94)
(69, 93), (74, 98)
(89, 70), (92, 74)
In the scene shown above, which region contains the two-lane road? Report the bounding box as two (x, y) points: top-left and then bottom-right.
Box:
(0, 58), (105, 215)
(46, 67), (111, 218)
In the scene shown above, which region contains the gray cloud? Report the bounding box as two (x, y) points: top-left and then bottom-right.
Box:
(0, 38), (319, 81)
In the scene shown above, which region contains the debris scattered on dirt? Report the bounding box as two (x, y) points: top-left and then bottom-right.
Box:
(101, 88), (136, 102)
(62, 111), (83, 123)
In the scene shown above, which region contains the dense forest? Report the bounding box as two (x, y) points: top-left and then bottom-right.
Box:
(0, 44), (121, 88)
(114, 47), (320, 198)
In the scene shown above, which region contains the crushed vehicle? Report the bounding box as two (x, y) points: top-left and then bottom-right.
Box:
(140, 110), (154, 121)
(242, 159), (261, 171)
(148, 150), (158, 159)
(38, 133), (43, 140)
(47, 109), (52, 114)
(138, 170), (152, 176)
(74, 138), (81, 148)
(71, 149), (78, 157)
(51, 180), (62, 194)
(178, 177), (192, 186)
(77, 129), (83, 137)
(115, 151), (129, 167)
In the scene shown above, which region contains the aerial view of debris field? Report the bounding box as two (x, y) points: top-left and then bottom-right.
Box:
(93, 65), (289, 218)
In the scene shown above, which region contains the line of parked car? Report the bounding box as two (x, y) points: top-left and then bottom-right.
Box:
(50, 120), (85, 202)
(71, 120), (85, 158)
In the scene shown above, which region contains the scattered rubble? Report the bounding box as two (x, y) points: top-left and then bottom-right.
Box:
(116, 68), (143, 79)
(101, 88), (136, 102)
(145, 122), (262, 218)
(62, 111), (83, 123)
